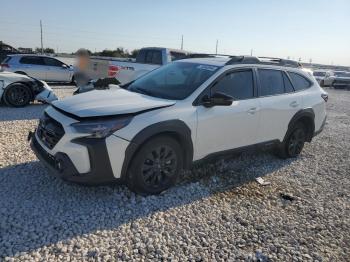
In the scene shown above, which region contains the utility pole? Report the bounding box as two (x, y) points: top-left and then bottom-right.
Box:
(215, 39), (218, 55)
(40, 20), (43, 54)
(181, 35), (183, 50)
(250, 49), (253, 56)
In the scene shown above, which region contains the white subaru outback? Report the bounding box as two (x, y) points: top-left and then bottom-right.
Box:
(30, 56), (328, 195)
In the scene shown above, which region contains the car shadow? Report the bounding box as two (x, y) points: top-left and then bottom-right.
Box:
(0, 150), (296, 258)
(0, 103), (47, 122)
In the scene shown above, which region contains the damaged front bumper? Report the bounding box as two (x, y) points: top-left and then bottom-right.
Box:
(35, 81), (58, 103)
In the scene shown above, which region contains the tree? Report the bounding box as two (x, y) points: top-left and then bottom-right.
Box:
(35, 47), (55, 54)
(130, 49), (140, 58)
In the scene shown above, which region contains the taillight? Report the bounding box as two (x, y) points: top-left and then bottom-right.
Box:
(321, 94), (328, 102)
(0, 63), (9, 69)
(108, 65), (120, 77)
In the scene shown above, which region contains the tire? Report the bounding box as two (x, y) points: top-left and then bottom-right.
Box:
(126, 136), (183, 195)
(71, 76), (77, 86)
(320, 80), (325, 87)
(3, 83), (32, 107)
(277, 122), (307, 159)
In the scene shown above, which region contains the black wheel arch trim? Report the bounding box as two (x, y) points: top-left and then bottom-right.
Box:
(120, 120), (194, 180)
(285, 108), (315, 142)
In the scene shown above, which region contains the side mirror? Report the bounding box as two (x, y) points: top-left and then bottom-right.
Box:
(202, 92), (234, 107)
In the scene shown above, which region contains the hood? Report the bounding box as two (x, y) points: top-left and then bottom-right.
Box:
(0, 71), (32, 82)
(52, 88), (176, 118)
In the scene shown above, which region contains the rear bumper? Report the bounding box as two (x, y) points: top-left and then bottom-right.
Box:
(30, 132), (121, 185)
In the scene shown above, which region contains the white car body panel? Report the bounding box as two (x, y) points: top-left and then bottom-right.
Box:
(195, 99), (260, 160)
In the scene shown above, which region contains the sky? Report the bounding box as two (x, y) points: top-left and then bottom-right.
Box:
(1, 0), (349, 66)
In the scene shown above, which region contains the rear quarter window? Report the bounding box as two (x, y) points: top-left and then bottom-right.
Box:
(288, 72), (312, 91)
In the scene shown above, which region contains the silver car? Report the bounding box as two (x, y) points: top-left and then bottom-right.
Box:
(0, 54), (74, 83)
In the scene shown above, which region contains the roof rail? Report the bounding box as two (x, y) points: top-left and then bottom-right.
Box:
(225, 56), (302, 68)
(184, 53), (233, 59)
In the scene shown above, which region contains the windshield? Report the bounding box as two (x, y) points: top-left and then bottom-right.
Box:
(128, 62), (220, 100)
(313, 71), (326, 77)
(334, 71), (350, 77)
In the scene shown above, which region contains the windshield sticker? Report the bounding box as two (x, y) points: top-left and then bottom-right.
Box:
(197, 65), (218, 71)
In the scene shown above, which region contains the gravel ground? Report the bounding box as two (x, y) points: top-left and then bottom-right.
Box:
(0, 86), (349, 261)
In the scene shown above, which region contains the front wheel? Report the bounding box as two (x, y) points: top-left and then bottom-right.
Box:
(126, 136), (183, 195)
(277, 123), (306, 158)
(3, 83), (32, 107)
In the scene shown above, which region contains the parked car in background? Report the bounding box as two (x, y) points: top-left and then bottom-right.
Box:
(1, 54), (75, 83)
(30, 56), (327, 195)
(108, 47), (191, 84)
(331, 71), (350, 89)
(0, 72), (57, 107)
(313, 70), (328, 84)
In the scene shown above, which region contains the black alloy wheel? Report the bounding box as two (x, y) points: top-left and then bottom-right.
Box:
(127, 136), (183, 195)
(141, 145), (178, 188)
(4, 83), (32, 107)
(287, 127), (306, 157)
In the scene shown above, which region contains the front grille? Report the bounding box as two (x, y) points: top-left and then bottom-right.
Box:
(32, 135), (56, 168)
(37, 113), (65, 149)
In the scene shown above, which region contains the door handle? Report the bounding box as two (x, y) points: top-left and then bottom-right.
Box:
(247, 107), (257, 114)
(289, 101), (299, 108)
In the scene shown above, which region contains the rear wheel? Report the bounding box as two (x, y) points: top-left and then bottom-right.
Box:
(126, 136), (183, 195)
(71, 76), (77, 86)
(277, 123), (306, 158)
(3, 83), (32, 107)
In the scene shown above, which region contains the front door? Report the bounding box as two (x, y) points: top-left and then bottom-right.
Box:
(43, 57), (71, 82)
(195, 68), (260, 160)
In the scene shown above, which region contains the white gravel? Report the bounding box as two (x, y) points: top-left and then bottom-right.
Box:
(0, 86), (349, 261)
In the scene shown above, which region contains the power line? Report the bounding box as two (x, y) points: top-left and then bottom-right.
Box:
(40, 20), (43, 54)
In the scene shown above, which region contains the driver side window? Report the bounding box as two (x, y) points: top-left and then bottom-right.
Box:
(211, 69), (254, 100)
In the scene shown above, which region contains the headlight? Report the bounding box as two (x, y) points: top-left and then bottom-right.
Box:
(71, 116), (132, 138)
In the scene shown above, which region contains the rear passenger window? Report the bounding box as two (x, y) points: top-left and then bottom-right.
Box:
(145, 51), (162, 65)
(288, 72), (311, 91)
(283, 72), (294, 93)
(20, 56), (45, 65)
(258, 69), (284, 96)
(212, 70), (254, 100)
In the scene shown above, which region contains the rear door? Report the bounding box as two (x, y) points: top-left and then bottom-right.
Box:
(19, 56), (48, 80)
(256, 68), (303, 143)
(43, 57), (71, 82)
(195, 68), (260, 159)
